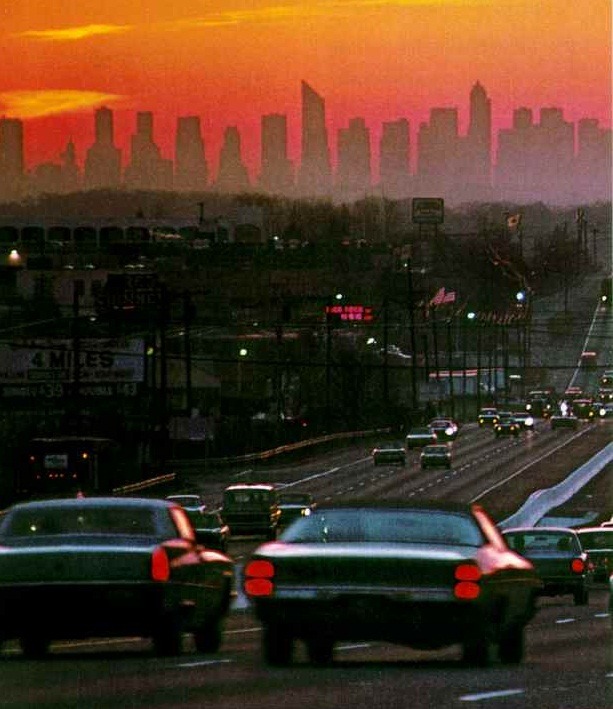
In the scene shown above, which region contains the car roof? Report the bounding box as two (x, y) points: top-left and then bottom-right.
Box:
(307, 499), (475, 514)
(503, 526), (579, 535)
(224, 483), (275, 491)
(6, 497), (173, 512)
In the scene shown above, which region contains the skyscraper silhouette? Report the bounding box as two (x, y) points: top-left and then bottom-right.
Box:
(175, 116), (209, 192)
(417, 108), (461, 196)
(297, 81), (332, 198)
(379, 118), (410, 199)
(84, 106), (122, 190)
(466, 81), (492, 195)
(215, 126), (250, 193)
(336, 117), (371, 200)
(124, 111), (173, 191)
(0, 117), (25, 201)
(576, 118), (612, 202)
(259, 114), (294, 195)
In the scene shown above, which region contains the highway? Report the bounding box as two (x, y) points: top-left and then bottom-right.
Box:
(0, 415), (611, 708)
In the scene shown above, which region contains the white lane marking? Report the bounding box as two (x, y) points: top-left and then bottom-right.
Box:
(225, 627), (261, 635)
(459, 689), (525, 702)
(594, 612), (610, 618)
(471, 427), (592, 502)
(176, 659), (232, 668)
(606, 672), (613, 678)
(337, 643), (371, 651)
(555, 618), (576, 624)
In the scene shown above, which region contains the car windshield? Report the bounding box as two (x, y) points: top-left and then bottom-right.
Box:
(408, 428), (431, 435)
(280, 508), (484, 546)
(1, 506), (159, 537)
(504, 531), (580, 554)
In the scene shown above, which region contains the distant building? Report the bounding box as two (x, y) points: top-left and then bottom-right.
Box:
(174, 116), (209, 192)
(495, 107), (575, 203)
(417, 107), (462, 198)
(464, 81), (492, 199)
(575, 118), (612, 203)
(215, 126), (250, 194)
(379, 118), (410, 199)
(0, 118), (26, 201)
(296, 81), (332, 198)
(336, 117), (372, 201)
(84, 107), (122, 190)
(124, 111), (173, 191)
(259, 114), (294, 196)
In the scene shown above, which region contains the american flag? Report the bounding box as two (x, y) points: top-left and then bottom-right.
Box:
(429, 287), (456, 306)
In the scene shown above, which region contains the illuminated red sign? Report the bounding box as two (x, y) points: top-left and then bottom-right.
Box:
(325, 304), (374, 322)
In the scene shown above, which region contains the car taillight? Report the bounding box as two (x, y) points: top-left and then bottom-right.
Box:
(244, 559), (275, 597)
(151, 546), (170, 582)
(454, 563), (481, 600)
(570, 558), (585, 574)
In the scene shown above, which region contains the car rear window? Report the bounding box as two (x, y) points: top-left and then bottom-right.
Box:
(281, 509), (484, 546)
(577, 531), (613, 550)
(1, 506), (159, 537)
(504, 531), (580, 554)
(224, 489), (276, 507)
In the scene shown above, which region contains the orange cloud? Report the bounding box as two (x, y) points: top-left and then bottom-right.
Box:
(0, 90), (124, 119)
(16, 24), (132, 41)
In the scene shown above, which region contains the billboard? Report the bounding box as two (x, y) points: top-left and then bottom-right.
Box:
(412, 198), (445, 225)
(0, 339), (145, 386)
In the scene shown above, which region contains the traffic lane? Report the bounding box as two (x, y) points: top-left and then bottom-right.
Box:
(0, 592), (609, 708)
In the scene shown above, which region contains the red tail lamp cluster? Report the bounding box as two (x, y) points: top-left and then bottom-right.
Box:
(570, 558), (585, 574)
(454, 563), (482, 600)
(151, 546), (171, 582)
(244, 559), (275, 597)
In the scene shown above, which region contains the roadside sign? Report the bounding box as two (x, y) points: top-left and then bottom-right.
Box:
(412, 198), (445, 225)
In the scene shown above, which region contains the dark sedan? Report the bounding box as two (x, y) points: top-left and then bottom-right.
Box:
(244, 501), (540, 667)
(0, 497), (234, 658)
(477, 408), (499, 426)
(192, 510), (231, 553)
(428, 418), (459, 441)
(371, 442), (406, 466)
(502, 527), (590, 605)
(421, 443), (452, 469)
(405, 427), (437, 449)
(576, 527), (613, 582)
(278, 492), (317, 527)
(510, 411), (535, 431)
(494, 418), (522, 437)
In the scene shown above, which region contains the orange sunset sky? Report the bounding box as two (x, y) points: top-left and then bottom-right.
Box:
(1, 0), (611, 178)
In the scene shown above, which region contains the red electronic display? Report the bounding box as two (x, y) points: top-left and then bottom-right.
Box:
(325, 304), (374, 322)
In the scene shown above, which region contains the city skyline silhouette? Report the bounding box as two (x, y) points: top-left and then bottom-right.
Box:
(0, 80), (610, 206)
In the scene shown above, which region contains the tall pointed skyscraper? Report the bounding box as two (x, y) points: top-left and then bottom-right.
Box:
(466, 81), (492, 193)
(297, 81), (331, 198)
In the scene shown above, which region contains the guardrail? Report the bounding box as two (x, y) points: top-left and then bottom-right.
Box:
(499, 442), (613, 528)
(113, 472), (177, 496)
(169, 427), (392, 468)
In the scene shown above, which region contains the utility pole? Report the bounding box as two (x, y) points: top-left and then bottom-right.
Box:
(406, 255), (418, 412)
(71, 280), (84, 434)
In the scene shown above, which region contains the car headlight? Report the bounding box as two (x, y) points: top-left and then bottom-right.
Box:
(525, 416), (534, 426)
(526, 404), (532, 411)
(600, 408), (606, 416)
